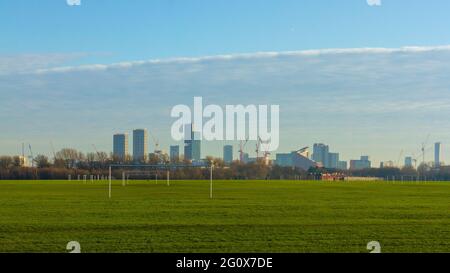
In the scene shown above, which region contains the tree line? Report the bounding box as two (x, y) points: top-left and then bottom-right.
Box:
(1, 148), (449, 180)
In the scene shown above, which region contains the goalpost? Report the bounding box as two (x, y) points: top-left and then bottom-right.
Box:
(108, 164), (214, 199)
(120, 170), (168, 185)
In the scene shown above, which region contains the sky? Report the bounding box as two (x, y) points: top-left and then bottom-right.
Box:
(1, 0), (450, 166)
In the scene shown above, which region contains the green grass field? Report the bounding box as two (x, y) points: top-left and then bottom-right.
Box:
(0, 180), (449, 253)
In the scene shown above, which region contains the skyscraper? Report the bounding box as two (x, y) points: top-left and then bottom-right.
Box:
(337, 161), (348, 170)
(223, 145), (233, 164)
(435, 142), (441, 167)
(133, 129), (148, 162)
(113, 133), (128, 161)
(192, 137), (201, 161)
(184, 124), (192, 161)
(328, 153), (339, 169)
(312, 143), (329, 167)
(184, 124), (201, 161)
(405, 156), (413, 168)
(350, 156), (371, 170)
(170, 145), (180, 162)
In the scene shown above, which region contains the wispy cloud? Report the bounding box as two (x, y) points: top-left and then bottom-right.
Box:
(29, 45), (450, 74)
(0, 53), (88, 75)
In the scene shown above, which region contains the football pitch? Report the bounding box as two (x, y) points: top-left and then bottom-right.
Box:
(0, 180), (449, 253)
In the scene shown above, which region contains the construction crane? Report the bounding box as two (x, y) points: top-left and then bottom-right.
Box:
(396, 149), (404, 168)
(255, 140), (261, 159)
(256, 137), (265, 159)
(411, 138), (433, 169)
(92, 144), (105, 163)
(421, 134), (431, 165)
(257, 137), (272, 165)
(28, 144), (34, 168)
(149, 132), (162, 155)
(239, 137), (249, 163)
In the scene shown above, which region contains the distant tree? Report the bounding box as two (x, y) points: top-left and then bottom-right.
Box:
(34, 155), (50, 168)
(12, 156), (22, 167)
(401, 166), (418, 177)
(417, 163), (431, 175)
(148, 153), (161, 165)
(205, 156), (224, 167)
(53, 158), (66, 169)
(0, 156), (13, 169)
(86, 152), (97, 168)
(55, 148), (84, 169)
(97, 152), (109, 164)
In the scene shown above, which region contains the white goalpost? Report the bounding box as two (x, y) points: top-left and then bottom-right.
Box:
(120, 170), (168, 185)
(108, 164), (214, 199)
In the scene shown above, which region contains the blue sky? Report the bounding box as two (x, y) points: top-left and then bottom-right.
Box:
(1, 0), (450, 165)
(3, 0), (450, 61)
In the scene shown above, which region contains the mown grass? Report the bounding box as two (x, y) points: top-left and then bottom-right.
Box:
(0, 180), (449, 253)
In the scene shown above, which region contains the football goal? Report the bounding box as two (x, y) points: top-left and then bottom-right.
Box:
(108, 163), (214, 199)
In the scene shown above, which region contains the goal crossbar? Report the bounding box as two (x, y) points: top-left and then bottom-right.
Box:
(108, 164), (214, 199)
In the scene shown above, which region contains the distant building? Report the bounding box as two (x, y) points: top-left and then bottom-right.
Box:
(275, 149), (317, 171)
(275, 153), (293, 167)
(192, 139), (201, 161)
(405, 156), (413, 168)
(170, 145), (180, 162)
(337, 161), (348, 170)
(113, 133), (128, 161)
(184, 124), (201, 161)
(435, 142), (441, 167)
(246, 157), (258, 164)
(133, 129), (148, 162)
(350, 156), (371, 170)
(18, 156), (30, 167)
(241, 153), (250, 164)
(312, 144), (342, 169)
(223, 145), (233, 164)
(312, 144), (329, 167)
(328, 153), (339, 169)
(184, 124), (193, 161)
(380, 161), (394, 168)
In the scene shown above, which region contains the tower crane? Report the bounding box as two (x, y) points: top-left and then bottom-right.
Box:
(421, 134), (431, 165)
(28, 144), (34, 168)
(258, 137), (272, 165)
(411, 138), (433, 169)
(92, 144), (105, 163)
(396, 149), (404, 168)
(256, 137), (265, 159)
(239, 137), (249, 163)
(256, 140), (261, 159)
(149, 132), (162, 155)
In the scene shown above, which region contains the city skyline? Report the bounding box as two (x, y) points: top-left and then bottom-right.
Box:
(3, 118), (448, 168)
(109, 126), (444, 171)
(2, 1), (450, 166)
